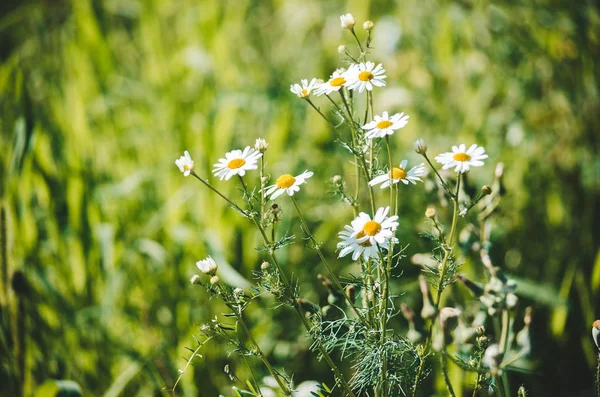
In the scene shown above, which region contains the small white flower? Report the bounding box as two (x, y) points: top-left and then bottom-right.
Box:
(314, 70), (348, 96)
(369, 160), (425, 189)
(363, 20), (374, 31)
(264, 170), (313, 200)
(434, 144), (488, 173)
(361, 111), (409, 139)
(290, 78), (317, 99)
(337, 207), (399, 261)
(213, 147), (262, 180)
(175, 151), (195, 177)
(340, 13), (355, 29)
(345, 62), (387, 93)
(196, 256), (218, 275)
(254, 138), (269, 151)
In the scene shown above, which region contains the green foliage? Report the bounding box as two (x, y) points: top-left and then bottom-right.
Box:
(1, 0), (599, 396)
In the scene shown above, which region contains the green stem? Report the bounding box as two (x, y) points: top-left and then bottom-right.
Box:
(351, 28), (365, 54)
(306, 98), (338, 131)
(422, 154), (453, 197)
(252, 219), (356, 397)
(441, 353), (456, 397)
(289, 196), (367, 324)
(191, 172), (246, 215)
(242, 355), (264, 397)
(236, 310), (289, 395)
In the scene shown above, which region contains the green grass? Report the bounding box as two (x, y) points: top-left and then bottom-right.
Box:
(1, 0), (599, 395)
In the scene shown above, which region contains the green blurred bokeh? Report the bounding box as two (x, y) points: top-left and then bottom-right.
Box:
(1, 0), (599, 396)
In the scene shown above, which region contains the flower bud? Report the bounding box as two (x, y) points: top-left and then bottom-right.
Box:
(593, 320), (600, 350)
(363, 20), (374, 31)
(260, 261), (270, 270)
(439, 307), (461, 332)
(210, 275), (220, 285)
(401, 303), (415, 322)
(506, 293), (518, 310)
(481, 185), (492, 196)
(338, 45), (346, 54)
(190, 275), (201, 285)
(196, 256), (218, 276)
(340, 13), (355, 30)
(495, 162), (504, 178)
(254, 138), (268, 152)
(425, 207), (436, 218)
(413, 139), (427, 155)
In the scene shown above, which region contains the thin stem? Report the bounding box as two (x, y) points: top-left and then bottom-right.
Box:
(306, 98), (338, 131)
(422, 154), (453, 197)
(289, 196), (367, 324)
(236, 310), (289, 395)
(191, 172), (246, 215)
(252, 219), (356, 397)
(441, 353), (457, 397)
(242, 355), (264, 397)
(351, 28), (365, 54)
(260, 157), (266, 227)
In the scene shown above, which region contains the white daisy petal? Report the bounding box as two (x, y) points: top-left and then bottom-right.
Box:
(264, 170), (314, 200)
(212, 146), (262, 181)
(435, 144), (488, 174)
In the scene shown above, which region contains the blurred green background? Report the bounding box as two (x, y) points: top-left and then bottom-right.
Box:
(1, 0), (599, 396)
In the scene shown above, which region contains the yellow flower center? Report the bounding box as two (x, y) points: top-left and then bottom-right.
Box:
(362, 220), (382, 236)
(355, 230), (373, 247)
(227, 158), (246, 169)
(453, 153), (471, 162)
(359, 71), (374, 81)
(276, 174), (296, 188)
(330, 77), (346, 87)
(183, 164), (191, 171)
(391, 167), (407, 180)
(376, 120), (393, 129)
(301, 89), (309, 97)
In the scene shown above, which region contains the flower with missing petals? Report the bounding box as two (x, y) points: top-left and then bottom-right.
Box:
(175, 151), (195, 176)
(369, 160), (425, 189)
(314, 70), (349, 96)
(290, 78), (317, 99)
(361, 111), (409, 139)
(264, 170), (314, 200)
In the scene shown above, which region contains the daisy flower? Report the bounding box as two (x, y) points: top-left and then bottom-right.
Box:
(337, 206), (399, 261)
(361, 111), (409, 139)
(290, 78), (317, 99)
(213, 146), (262, 181)
(345, 62), (387, 93)
(314, 70), (348, 96)
(340, 13), (355, 30)
(175, 150), (195, 176)
(264, 170), (314, 200)
(196, 256), (218, 275)
(369, 160), (425, 189)
(434, 144), (488, 173)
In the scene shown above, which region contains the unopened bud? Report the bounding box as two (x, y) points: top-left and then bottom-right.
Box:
(261, 176), (269, 184)
(233, 287), (243, 295)
(190, 275), (201, 285)
(196, 256), (218, 276)
(592, 320), (600, 350)
(419, 276), (437, 319)
(413, 139), (427, 155)
(524, 307), (532, 326)
(340, 13), (356, 30)
(481, 185), (492, 196)
(260, 261), (270, 270)
(476, 325), (486, 336)
(210, 275), (220, 285)
(363, 20), (374, 31)
(506, 293), (518, 309)
(517, 386), (527, 397)
(425, 207), (436, 218)
(254, 138), (268, 152)
(338, 45), (346, 54)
